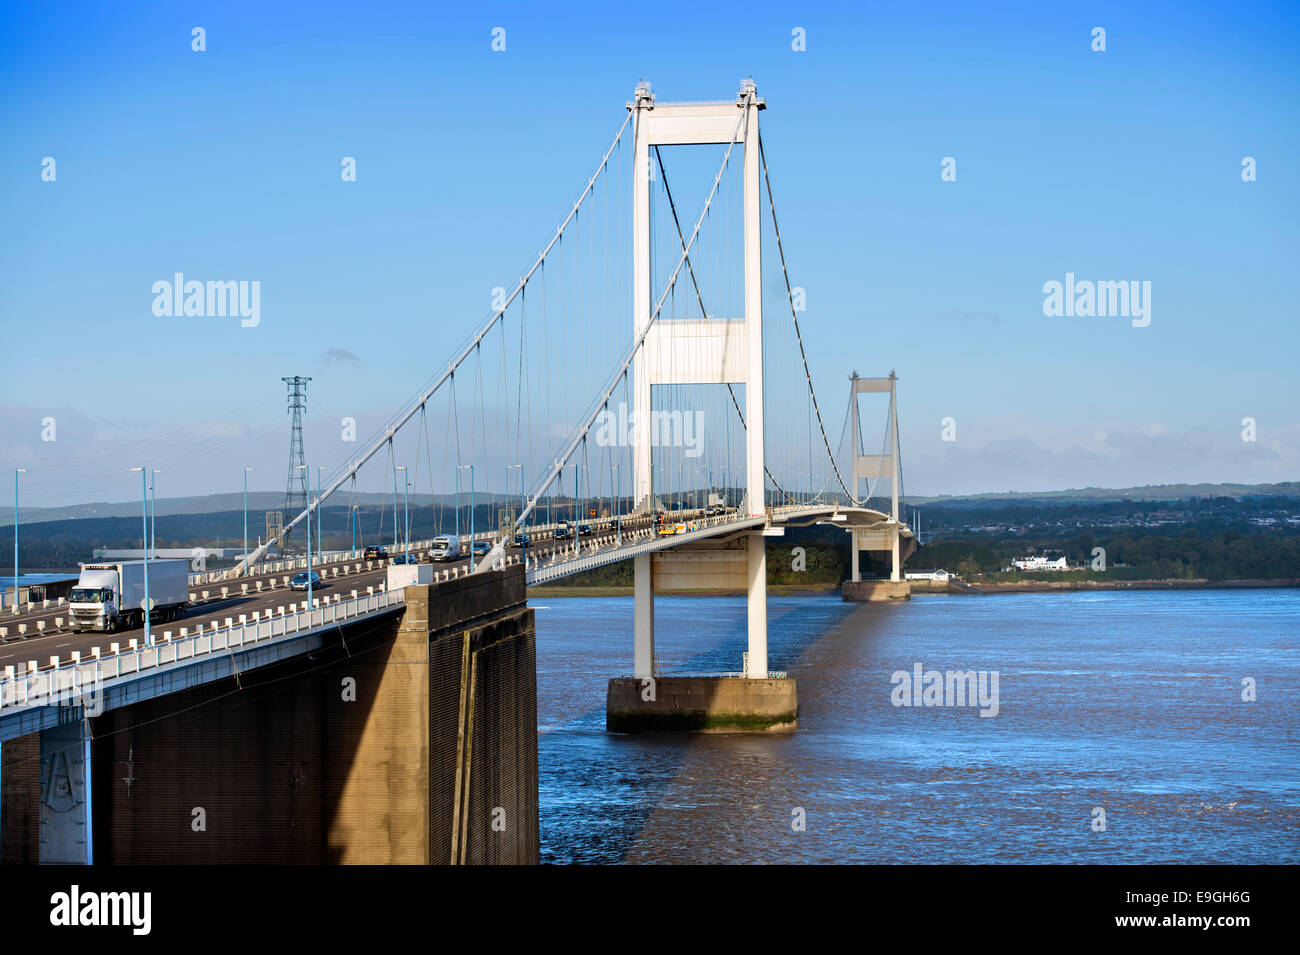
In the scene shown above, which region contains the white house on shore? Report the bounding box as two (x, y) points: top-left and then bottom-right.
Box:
(905, 569), (951, 582)
(1010, 555), (1069, 571)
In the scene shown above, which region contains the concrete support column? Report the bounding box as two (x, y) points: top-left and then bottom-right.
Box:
(631, 85), (653, 511)
(891, 527), (901, 582)
(851, 528), (861, 583)
(741, 89), (765, 517)
(634, 553), (654, 678)
(39, 721), (92, 864)
(746, 532), (767, 678)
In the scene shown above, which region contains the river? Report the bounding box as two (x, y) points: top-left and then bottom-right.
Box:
(535, 589), (1299, 863)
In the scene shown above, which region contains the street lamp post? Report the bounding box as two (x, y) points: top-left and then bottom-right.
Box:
(612, 460), (620, 544)
(458, 465), (475, 571)
(130, 467), (152, 646)
(317, 466), (326, 564)
(580, 464), (589, 552)
(295, 464), (313, 608)
(509, 464), (525, 565)
(351, 505), (358, 556)
(571, 463), (579, 556)
(391, 459), (400, 551)
(395, 465), (409, 556)
(243, 467), (253, 571)
(12, 468), (26, 612)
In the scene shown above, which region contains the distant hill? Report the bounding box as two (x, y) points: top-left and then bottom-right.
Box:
(5, 481), (1296, 527)
(908, 482), (1300, 507)
(1, 490), (515, 527)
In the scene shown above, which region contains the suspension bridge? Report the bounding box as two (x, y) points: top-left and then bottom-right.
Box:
(0, 80), (915, 863)
(235, 78), (915, 677)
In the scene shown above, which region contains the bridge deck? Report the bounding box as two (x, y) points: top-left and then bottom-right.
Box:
(522, 503), (909, 586)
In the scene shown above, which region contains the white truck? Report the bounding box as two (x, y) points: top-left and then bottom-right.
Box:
(430, 535), (461, 562)
(68, 559), (189, 633)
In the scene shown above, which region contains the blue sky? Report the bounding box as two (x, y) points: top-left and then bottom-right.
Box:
(2, 0), (1297, 508)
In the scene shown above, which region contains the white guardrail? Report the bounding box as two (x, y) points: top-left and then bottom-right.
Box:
(187, 523), (559, 586)
(188, 539), (447, 586)
(0, 586), (404, 712)
(520, 503), (863, 583)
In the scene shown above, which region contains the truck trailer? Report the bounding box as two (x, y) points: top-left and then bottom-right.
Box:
(67, 559), (190, 633)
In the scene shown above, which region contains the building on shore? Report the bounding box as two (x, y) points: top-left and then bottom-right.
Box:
(1009, 555), (1069, 572)
(905, 569), (951, 582)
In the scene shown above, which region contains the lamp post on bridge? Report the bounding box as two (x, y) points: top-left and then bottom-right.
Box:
(570, 463), (578, 554)
(580, 464), (589, 551)
(394, 465), (410, 557)
(390, 458), (400, 551)
(508, 464), (524, 565)
(12, 468), (26, 612)
(458, 465), (475, 571)
(129, 466), (152, 647)
(243, 467), (253, 572)
(295, 464), (313, 608)
(317, 466), (326, 564)
(612, 460), (620, 545)
(348, 470), (358, 558)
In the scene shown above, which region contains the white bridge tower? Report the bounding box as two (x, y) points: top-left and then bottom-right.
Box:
(630, 79), (769, 680)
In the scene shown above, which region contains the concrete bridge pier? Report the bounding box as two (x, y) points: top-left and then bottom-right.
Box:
(37, 721), (93, 863)
(611, 81), (796, 733)
(609, 530), (797, 734)
(843, 523), (912, 602)
(0, 710), (95, 865)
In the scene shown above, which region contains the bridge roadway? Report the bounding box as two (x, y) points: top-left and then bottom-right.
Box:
(0, 502), (904, 680)
(0, 509), (665, 675)
(517, 502), (906, 585)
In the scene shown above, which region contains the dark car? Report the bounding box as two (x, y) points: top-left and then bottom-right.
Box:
(471, 541), (491, 557)
(290, 571), (322, 591)
(553, 525), (572, 540)
(513, 531), (531, 546)
(364, 546), (388, 559)
(577, 523), (593, 536)
(391, 553), (418, 565)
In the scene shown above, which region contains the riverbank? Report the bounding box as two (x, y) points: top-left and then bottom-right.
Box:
(914, 577), (1300, 595)
(532, 578), (1300, 598)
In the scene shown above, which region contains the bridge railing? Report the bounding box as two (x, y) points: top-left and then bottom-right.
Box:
(0, 586), (405, 713)
(523, 503), (894, 583)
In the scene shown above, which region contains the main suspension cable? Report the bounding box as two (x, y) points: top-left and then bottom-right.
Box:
(758, 132), (862, 506)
